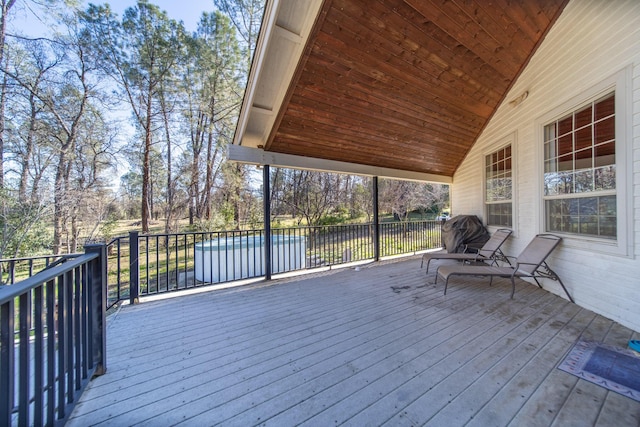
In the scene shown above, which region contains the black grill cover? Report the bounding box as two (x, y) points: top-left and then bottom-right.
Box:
(441, 215), (490, 253)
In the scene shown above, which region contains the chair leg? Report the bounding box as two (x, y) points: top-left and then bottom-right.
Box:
(510, 277), (516, 299)
(444, 277), (449, 295)
(552, 274), (574, 303)
(532, 277), (543, 289)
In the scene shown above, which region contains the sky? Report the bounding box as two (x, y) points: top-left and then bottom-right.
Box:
(101, 0), (213, 32)
(9, 0), (215, 36)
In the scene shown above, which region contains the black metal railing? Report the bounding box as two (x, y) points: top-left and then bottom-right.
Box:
(106, 236), (130, 310)
(0, 255), (77, 286)
(0, 245), (107, 427)
(379, 220), (442, 257)
(103, 220), (442, 302)
(2, 220), (443, 313)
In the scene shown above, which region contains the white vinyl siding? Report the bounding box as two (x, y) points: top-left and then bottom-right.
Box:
(450, 0), (640, 332)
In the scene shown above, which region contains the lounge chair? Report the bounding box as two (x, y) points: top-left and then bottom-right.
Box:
(435, 234), (574, 302)
(421, 228), (512, 273)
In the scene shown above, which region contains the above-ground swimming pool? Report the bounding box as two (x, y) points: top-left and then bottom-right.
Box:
(194, 234), (306, 283)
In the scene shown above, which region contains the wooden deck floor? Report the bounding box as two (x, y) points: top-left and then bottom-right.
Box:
(67, 256), (640, 426)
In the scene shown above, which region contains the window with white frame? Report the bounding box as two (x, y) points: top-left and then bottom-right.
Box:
(543, 93), (616, 239)
(485, 144), (512, 227)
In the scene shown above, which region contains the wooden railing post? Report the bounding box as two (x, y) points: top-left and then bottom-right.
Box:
(129, 231), (140, 304)
(84, 244), (107, 376)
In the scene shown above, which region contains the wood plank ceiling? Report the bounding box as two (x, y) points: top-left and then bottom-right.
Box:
(263, 0), (568, 177)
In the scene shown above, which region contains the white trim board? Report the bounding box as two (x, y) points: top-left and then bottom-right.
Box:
(227, 145), (452, 183)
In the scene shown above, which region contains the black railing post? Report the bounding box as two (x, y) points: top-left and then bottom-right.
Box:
(263, 165), (272, 280)
(373, 176), (380, 261)
(84, 244), (107, 376)
(129, 231), (140, 304)
(0, 298), (14, 426)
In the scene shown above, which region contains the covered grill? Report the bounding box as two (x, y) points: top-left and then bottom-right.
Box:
(441, 215), (490, 253)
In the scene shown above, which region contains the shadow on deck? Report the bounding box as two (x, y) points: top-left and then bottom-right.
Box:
(68, 256), (640, 426)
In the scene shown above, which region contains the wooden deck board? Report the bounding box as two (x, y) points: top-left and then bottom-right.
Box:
(67, 257), (640, 426)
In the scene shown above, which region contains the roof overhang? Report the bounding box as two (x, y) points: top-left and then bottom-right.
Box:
(233, 0), (324, 149)
(231, 0), (569, 182)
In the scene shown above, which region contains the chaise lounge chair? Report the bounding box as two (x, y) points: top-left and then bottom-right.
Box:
(421, 228), (512, 273)
(435, 234), (574, 302)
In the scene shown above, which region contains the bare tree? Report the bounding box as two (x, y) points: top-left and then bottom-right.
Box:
(0, 0), (17, 189)
(379, 179), (449, 221)
(181, 11), (241, 227)
(80, 1), (184, 232)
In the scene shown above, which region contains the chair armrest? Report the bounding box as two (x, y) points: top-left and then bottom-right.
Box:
(513, 261), (540, 276)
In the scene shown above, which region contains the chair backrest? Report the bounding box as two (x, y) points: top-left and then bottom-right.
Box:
(477, 228), (512, 258)
(515, 234), (562, 274)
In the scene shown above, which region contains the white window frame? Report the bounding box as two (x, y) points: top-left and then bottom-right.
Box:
(483, 133), (516, 231)
(536, 68), (632, 256)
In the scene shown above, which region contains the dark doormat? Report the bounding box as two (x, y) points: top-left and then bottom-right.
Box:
(558, 340), (640, 401)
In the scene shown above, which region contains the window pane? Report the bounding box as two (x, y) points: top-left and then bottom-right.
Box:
(575, 125), (592, 151)
(574, 148), (592, 170)
(559, 171), (574, 194)
(595, 165), (616, 191)
(487, 203), (512, 227)
(594, 94), (614, 120)
(544, 140), (556, 160)
(544, 159), (556, 173)
(558, 116), (573, 136)
(575, 104), (592, 129)
(580, 216), (598, 235)
(574, 169), (593, 193)
(579, 197), (597, 215)
(599, 195), (616, 215)
(546, 196), (616, 238)
(544, 172), (558, 196)
(485, 144), (512, 226)
(558, 134), (572, 156)
(599, 195), (617, 238)
(503, 177), (512, 199)
(594, 141), (615, 167)
(558, 153), (573, 172)
(546, 199), (568, 232)
(595, 116), (614, 144)
(600, 217), (617, 238)
(544, 123), (556, 142)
